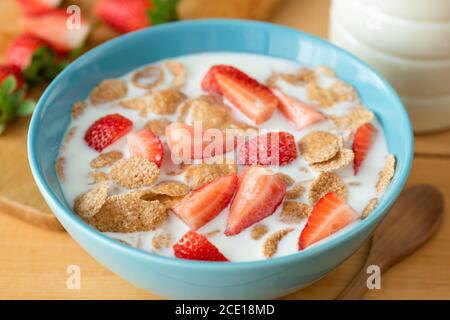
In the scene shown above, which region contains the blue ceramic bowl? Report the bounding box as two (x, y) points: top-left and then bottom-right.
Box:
(28, 20), (413, 299)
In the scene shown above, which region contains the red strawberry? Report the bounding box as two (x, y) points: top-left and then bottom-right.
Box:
(22, 9), (91, 52)
(165, 122), (237, 160)
(238, 131), (297, 166)
(17, 0), (62, 14)
(225, 166), (286, 236)
(0, 64), (24, 89)
(127, 129), (164, 167)
(298, 192), (358, 250)
(84, 114), (133, 152)
(173, 231), (228, 262)
(94, 0), (152, 34)
(201, 65), (278, 124)
(352, 123), (378, 175)
(272, 88), (327, 130)
(173, 174), (238, 230)
(5, 34), (46, 70)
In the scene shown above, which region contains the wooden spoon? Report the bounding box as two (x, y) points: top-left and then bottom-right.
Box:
(337, 184), (444, 300)
(0, 195), (64, 232)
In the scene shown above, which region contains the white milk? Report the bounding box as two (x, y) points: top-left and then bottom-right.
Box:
(58, 52), (390, 262)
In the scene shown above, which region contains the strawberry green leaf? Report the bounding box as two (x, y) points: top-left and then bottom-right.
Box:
(1, 76), (16, 95)
(17, 99), (36, 116)
(23, 45), (66, 86)
(147, 0), (179, 25)
(0, 75), (36, 135)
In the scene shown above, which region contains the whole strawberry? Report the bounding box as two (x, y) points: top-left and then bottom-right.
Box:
(5, 34), (65, 85)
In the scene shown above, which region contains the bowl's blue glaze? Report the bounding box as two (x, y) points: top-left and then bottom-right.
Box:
(28, 19), (413, 299)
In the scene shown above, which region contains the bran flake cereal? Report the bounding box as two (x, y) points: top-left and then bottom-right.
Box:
(71, 101), (86, 119)
(280, 201), (311, 223)
(90, 151), (123, 169)
(376, 154), (396, 195)
(110, 156), (159, 189)
(165, 60), (185, 87)
(151, 88), (187, 115)
(309, 172), (348, 205)
(90, 79), (127, 105)
(145, 118), (171, 136)
(299, 131), (341, 164)
(286, 183), (305, 200)
(330, 105), (374, 131)
(131, 65), (164, 90)
(263, 228), (294, 258)
(184, 161), (238, 189)
(310, 149), (354, 172)
(152, 232), (172, 250)
(251, 224), (268, 240)
(120, 97), (150, 117)
(89, 191), (167, 232)
(73, 181), (109, 219)
(361, 198), (378, 219)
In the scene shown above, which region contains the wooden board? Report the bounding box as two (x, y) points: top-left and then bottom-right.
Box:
(1, 0), (449, 299)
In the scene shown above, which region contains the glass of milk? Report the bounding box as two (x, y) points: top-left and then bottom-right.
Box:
(329, 0), (450, 133)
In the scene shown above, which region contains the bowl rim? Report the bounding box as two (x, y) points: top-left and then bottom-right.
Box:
(28, 19), (414, 270)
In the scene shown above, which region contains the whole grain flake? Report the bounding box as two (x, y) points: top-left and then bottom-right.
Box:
(145, 118), (171, 136)
(151, 87), (187, 115)
(152, 232), (172, 250)
(376, 154), (396, 195)
(309, 172), (348, 205)
(88, 191), (167, 232)
(165, 60), (185, 87)
(251, 224), (268, 240)
(90, 151), (123, 169)
(110, 156), (159, 189)
(150, 180), (190, 197)
(55, 157), (65, 182)
(131, 65), (164, 90)
(73, 181), (109, 220)
(263, 228), (294, 258)
(330, 105), (374, 131)
(90, 79), (127, 105)
(119, 97), (150, 117)
(299, 131), (341, 164)
(361, 198), (378, 219)
(280, 201), (311, 223)
(71, 101), (86, 119)
(184, 161), (237, 189)
(310, 149), (354, 172)
(286, 183), (306, 200)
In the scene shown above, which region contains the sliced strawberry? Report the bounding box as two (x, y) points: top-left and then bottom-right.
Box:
(225, 166), (286, 236)
(0, 64), (24, 90)
(352, 123), (378, 175)
(173, 174), (238, 230)
(272, 88), (327, 130)
(94, 0), (152, 34)
(165, 122), (237, 160)
(84, 114), (133, 152)
(201, 65), (278, 124)
(173, 230), (228, 262)
(298, 192), (358, 250)
(127, 129), (164, 167)
(17, 0), (62, 14)
(22, 9), (91, 52)
(238, 131), (297, 166)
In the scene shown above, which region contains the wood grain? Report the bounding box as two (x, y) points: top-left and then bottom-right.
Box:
(337, 185), (444, 299)
(0, 0), (450, 299)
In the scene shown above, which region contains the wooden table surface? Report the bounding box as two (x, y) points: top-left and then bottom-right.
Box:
(1, 0), (449, 300)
